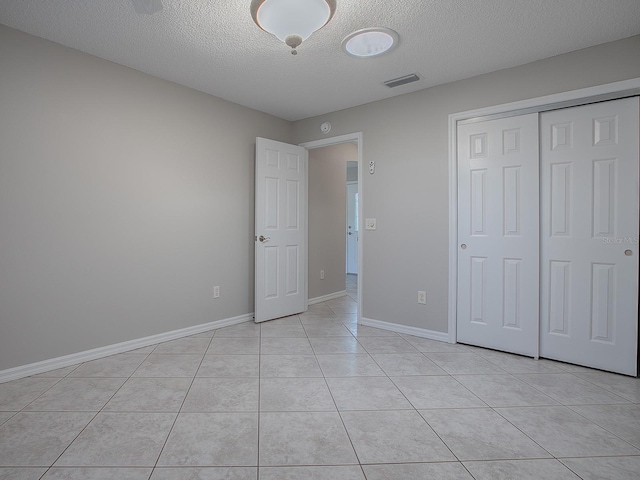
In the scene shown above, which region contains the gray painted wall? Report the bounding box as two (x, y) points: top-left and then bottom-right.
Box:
(0, 25), (292, 370)
(308, 143), (357, 300)
(2, 23), (639, 372)
(294, 35), (640, 333)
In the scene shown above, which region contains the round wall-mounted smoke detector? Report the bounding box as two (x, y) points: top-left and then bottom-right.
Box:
(320, 122), (331, 134)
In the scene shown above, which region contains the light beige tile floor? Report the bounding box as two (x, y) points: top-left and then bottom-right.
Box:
(1, 286), (640, 479)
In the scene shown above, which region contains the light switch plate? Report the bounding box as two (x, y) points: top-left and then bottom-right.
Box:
(365, 218), (377, 230)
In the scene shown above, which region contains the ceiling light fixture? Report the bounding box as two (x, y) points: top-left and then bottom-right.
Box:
(342, 27), (399, 58)
(251, 0), (336, 55)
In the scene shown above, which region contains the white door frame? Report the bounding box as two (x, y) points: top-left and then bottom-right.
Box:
(448, 78), (640, 344)
(301, 133), (364, 325)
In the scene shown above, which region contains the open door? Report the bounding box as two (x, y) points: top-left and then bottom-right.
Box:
(346, 182), (358, 274)
(254, 137), (308, 323)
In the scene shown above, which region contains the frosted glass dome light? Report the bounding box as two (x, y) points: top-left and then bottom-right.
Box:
(251, 0), (337, 55)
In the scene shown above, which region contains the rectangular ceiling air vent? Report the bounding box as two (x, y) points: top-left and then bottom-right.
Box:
(383, 74), (420, 88)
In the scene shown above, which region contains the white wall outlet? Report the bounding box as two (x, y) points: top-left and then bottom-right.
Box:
(320, 270), (325, 280)
(213, 286), (220, 298)
(368, 160), (375, 174)
(365, 218), (377, 230)
(418, 291), (427, 304)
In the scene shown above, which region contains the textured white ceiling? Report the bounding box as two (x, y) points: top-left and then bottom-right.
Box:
(1, 0), (639, 121)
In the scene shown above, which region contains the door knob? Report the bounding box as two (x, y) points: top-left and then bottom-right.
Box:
(348, 232), (353, 235)
(625, 249), (633, 256)
(461, 244), (467, 250)
(258, 235), (270, 243)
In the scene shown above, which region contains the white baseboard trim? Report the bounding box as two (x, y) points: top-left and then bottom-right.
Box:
(0, 313), (254, 384)
(360, 317), (451, 343)
(308, 290), (347, 305)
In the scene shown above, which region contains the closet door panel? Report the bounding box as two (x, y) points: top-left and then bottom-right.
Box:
(457, 113), (539, 357)
(540, 97), (639, 376)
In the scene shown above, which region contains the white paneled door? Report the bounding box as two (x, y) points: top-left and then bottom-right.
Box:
(540, 98), (639, 376)
(346, 182), (358, 274)
(255, 138), (308, 323)
(457, 113), (540, 357)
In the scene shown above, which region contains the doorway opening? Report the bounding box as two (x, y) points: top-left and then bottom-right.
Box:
(302, 133), (363, 324)
(346, 172), (358, 304)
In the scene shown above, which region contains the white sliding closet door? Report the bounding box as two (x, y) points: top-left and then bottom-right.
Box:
(540, 97), (639, 376)
(457, 114), (540, 357)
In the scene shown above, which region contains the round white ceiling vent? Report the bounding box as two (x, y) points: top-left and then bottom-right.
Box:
(342, 28), (399, 58)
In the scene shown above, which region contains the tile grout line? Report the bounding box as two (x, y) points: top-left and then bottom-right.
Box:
(149, 332), (215, 476)
(257, 320), (262, 479)
(315, 309), (366, 472)
(382, 360), (468, 465)
(561, 405), (640, 453)
(36, 345), (158, 476)
(2, 295), (639, 478)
